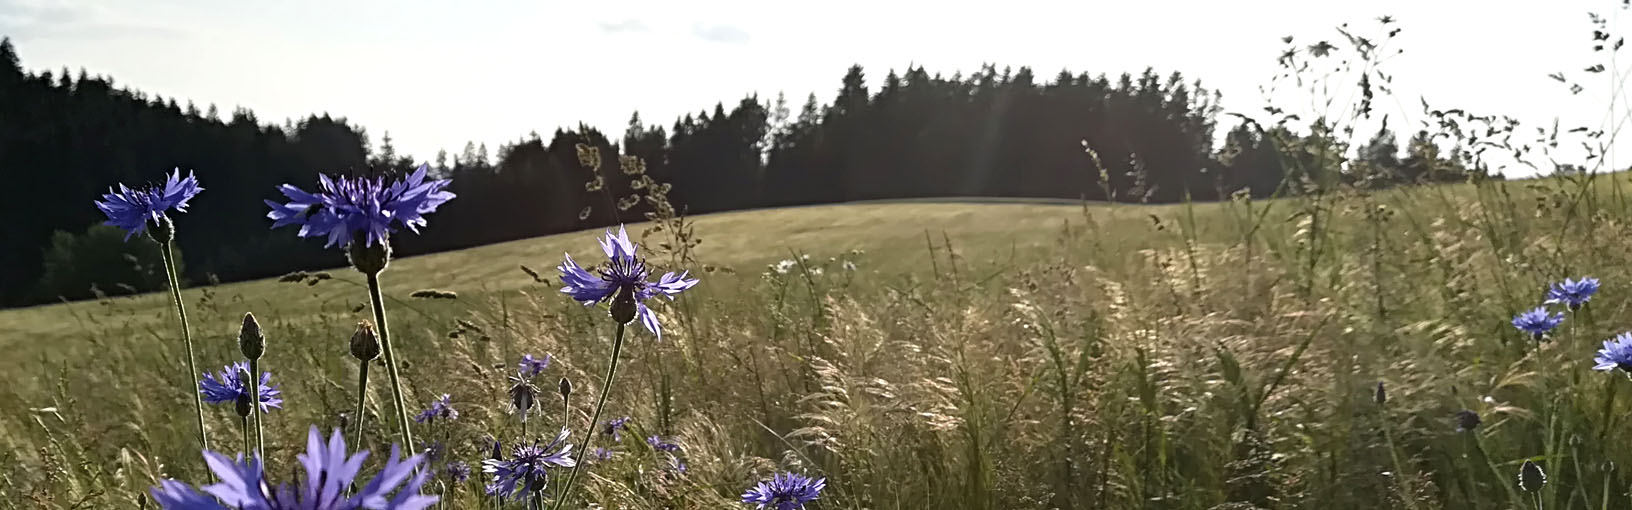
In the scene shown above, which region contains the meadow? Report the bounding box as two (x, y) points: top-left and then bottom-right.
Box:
(6, 168), (1632, 509)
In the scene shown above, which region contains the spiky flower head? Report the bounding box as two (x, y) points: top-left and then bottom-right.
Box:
(146, 426), (437, 509)
(265, 164), (455, 250)
(95, 168), (204, 242)
(603, 417), (631, 442)
(1511, 307), (1565, 341)
(507, 374), (539, 422)
(1593, 332), (1632, 377)
(592, 447), (614, 462)
(238, 312), (265, 361)
(518, 354), (551, 379)
(200, 362), (282, 414)
(349, 320), (380, 361)
(413, 394), (457, 424)
(740, 472), (827, 510)
(1455, 410), (1481, 432)
(1519, 460), (1547, 492)
(444, 461), (471, 484)
(557, 225), (698, 339)
(1544, 277), (1600, 311)
(482, 427), (577, 500)
(558, 377), (572, 401)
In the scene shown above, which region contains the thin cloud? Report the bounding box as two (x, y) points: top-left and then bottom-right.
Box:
(691, 22), (749, 45)
(0, 0), (184, 41)
(596, 18), (649, 34)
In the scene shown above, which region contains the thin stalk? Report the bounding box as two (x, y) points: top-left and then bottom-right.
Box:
(161, 241), (212, 479)
(241, 415), (251, 459)
(551, 323), (626, 510)
(1601, 377), (1619, 444)
(249, 358), (265, 458)
(353, 363), (370, 449)
(366, 272), (415, 450)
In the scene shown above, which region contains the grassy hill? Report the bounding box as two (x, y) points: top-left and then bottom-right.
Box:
(8, 176), (1632, 509)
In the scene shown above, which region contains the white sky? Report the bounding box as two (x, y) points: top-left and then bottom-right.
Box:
(4, 0), (1630, 177)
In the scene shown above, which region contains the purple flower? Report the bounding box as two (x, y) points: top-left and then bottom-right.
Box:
(646, 435), (680, 453)
(482, 427), (577, 499)
(200, 362), (282, 414)
(1512, 307), (1564, 341)
(591, 447), (614, 462)
(557, 225), (698, 339)
(741, 472), (826, 510)
(1544, 277), (1600, 311)
(266, 164), (455, 249)
(1593, 332), (1632, 375)
(147, 426), (437, 509)
(603, 416), (631, 442)
(518, 354), (551, 379)
(444, 461), (471, 483)
(413, 394), (457, 424)
(95, 169), (203, 241)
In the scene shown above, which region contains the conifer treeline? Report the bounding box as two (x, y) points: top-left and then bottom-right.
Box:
(0, 39), (1470, 306)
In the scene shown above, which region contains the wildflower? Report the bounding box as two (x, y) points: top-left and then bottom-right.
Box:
(740, 472), (827, 510)
(349, 320), (380, 361)
(1455, 410), (1481, 432)
(265, 164), (455, 249)
(1593, 332), (1632, 375)
(1519, 460), (1547, 492)
(483, 427), (577, 499)
(519, 354), (551, 379)
(200, 362), (282, 414)
(603, 417), (631, 442)
(771, 260), (797, 275)
(147, 426), (437, 509)
(508, 374), (539, 421)
(842, 260), (857, 272)
(1511, 307), (1565, 341)
(557, 225), (699, 339)
(646, 435), (680, 452)
(1544, 277), (1600, 311)
(413, 394), (457, 424)
(420, 441), (445, 462)
(592, 447), (614, 462)
(95, 169), (204, 241)
(558, 377), (572, 401)
(444, 461), (471, 483)
(1373, 381), (1386, 405)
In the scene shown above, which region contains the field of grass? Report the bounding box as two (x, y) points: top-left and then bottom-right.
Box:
(8, 173), (1632, 510)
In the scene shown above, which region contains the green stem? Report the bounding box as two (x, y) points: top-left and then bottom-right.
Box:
(354, 362), (370, 450)
(240, 415), (251, 460)
(161, 241), (211, 479)
(249, 358), (265, 459)
(365, 272), (415, 451)
(551, 322), (626, 510)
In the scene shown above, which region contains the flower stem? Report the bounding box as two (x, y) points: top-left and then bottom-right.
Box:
(551, 322), (626, 510)
(353, 362), (371, 450)
(160, 241), (211, 479)
(249, 358), (265, 459)
(241, 415), (251, 459)
(366, 272), (415, 451)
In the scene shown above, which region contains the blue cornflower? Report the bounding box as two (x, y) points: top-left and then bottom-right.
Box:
(1544, 277), (1601, 311)
(444, 461), (471, 483)
(1512, 307), (1565, 341)
(557, 225), (699, 339)
(740, 472), (827, 510)
(413, 394), (457, 424)
(603, 416), (631, 442)
(95, 169), (204, 241)
(646, 435), (680, 453)
(266, 164), (455, 249)
(1593, 332), (1632, 375)
(200, 362), (282, 414)
(147, 426), (437, 509)
(519, 354), (551, 379)
(591, 447), (614, 462)
(482, 427), (577, 499)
